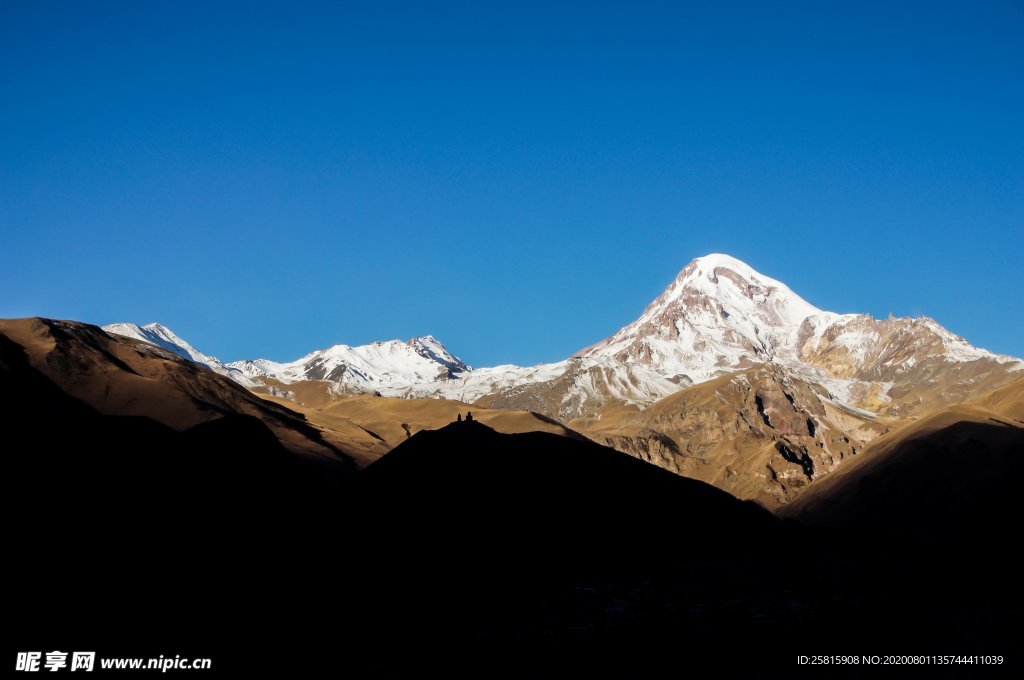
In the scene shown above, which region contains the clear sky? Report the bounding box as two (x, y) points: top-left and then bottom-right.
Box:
(2, 1), (1021, 366)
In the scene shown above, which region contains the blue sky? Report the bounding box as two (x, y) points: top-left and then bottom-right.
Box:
(1, 1), (1021, 365)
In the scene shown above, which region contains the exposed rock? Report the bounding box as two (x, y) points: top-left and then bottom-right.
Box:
(573, 365), (886, 509)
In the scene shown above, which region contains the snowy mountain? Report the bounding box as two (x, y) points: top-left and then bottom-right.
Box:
(577, 253), (823, 383)
(103, 322), (218, 366)
(227, 335), (470, 393)
(566, 253), (1022, 416)
(107, 254), (1022, 421)
(102, 322), (257, 387)
(226, 339), (682, 418)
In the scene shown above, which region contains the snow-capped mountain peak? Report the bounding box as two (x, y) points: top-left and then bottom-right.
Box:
(102, 322), (258, 386)
(576, 252), (1021, 395)
(576, 254), (824, 382)
(225, 334), (470, 391)
(672, 253), (822, 324)
(407, 335), (470, 373)
(103, 322), (218, 368)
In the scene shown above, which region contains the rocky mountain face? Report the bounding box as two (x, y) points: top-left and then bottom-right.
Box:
(796, 313), (1018, 417)
(104, 253), (1022, 505)
(572, 364), (891, 507)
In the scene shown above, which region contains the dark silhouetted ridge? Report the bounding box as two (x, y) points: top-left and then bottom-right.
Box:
(360, 418), (777, 553)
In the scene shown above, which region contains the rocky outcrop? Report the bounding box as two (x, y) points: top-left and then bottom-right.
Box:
(574, 365), (885, 508)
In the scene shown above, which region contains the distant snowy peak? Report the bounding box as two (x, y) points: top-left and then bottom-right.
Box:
(103, 322), (257, 386)
(102, 253), (1022, 423)
(670, 254), (822, 324)
(226, 334), (469, 390)
(577, 254), (824, 381)
(407, 335), (470, 374)
(577, 253), (1020, 387)
(103, 322), (219, 368)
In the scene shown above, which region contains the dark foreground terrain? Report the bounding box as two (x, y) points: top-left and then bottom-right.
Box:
(4, 321), (1021, 677)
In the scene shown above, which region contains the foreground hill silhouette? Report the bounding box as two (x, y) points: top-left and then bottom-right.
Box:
(343, 421), (1023, 676)
(325, 421), (809, 675)
(785, 384), (1024, 544)
(2, 335), (330, 675)
(4, 319), (1022, 676)
(358, 418), (776, 544)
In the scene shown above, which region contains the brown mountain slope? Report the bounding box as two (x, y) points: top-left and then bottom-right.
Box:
(255, 387), (586, 462)
(962, 375), (1024, 423)
(0, 317), (375, 464)
(781, 379), (1024, 538)
(571, 363), (894, 508)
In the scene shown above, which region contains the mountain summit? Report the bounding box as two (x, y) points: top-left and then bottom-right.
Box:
(569, 254), (1021, 415)
(577, 254), (824, 384)
(226, 334), (469, 393)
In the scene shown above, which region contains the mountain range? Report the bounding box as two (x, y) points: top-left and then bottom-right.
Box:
(5, 253), (1023, 674)
(6, 311), (1020, 674)
(103, 253), (1022, 507)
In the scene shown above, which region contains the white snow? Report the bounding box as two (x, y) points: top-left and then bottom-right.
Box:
(227, 336), (470, 393)
(577, 253), (828, 378)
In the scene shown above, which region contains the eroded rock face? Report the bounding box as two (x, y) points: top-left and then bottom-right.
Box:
(575, 365), (885, 508)
(797, 315), (1021, 417)
(754, 383), (812, 436)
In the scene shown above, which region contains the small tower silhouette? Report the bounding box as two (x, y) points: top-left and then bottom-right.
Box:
(466, 411), (474, 422)
(456, 413), (462, 423)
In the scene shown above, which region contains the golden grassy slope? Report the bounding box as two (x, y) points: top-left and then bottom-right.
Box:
(963, 375), (1024, 423)
(255, 388), (586, 467)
